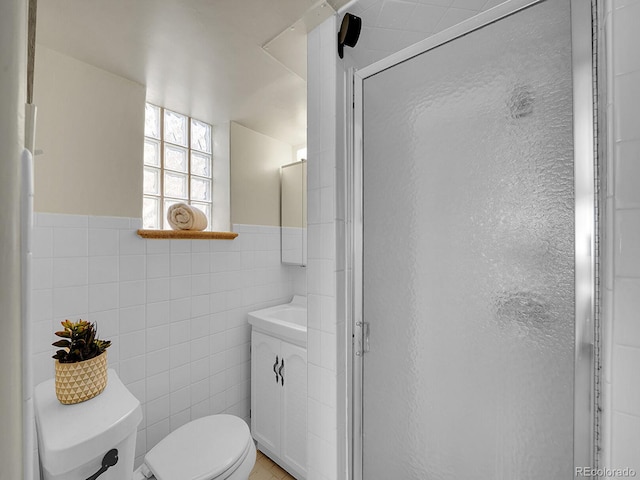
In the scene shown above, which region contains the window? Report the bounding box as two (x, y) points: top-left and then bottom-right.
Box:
(143, 103), (213, 230)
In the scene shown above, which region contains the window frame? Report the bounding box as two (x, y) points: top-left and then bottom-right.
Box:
(143, 103), (213, 230)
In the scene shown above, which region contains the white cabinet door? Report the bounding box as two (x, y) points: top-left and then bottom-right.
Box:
(251, 331), (281, 454)
(280, 342), (307, 478)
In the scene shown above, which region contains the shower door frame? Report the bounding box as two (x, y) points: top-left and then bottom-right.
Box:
(348, 0), (597, 478)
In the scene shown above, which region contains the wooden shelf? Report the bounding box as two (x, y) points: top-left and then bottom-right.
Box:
(136, 229), (238, 240)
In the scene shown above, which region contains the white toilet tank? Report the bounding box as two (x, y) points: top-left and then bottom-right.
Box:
(34, 369), (142, 480)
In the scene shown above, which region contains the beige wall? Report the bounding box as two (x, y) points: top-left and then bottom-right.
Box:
(33, 45), (145, 217)
(230, 121), (293, 226)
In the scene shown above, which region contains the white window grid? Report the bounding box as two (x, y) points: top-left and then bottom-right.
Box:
(143, 104), (213, 230)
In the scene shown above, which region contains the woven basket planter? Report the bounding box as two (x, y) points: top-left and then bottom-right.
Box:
(55, 351), (108, 405)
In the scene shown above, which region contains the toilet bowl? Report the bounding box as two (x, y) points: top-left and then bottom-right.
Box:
(34, 369), (256, 480)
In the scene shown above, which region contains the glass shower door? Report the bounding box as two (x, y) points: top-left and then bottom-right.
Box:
(359, 0), (583, 478)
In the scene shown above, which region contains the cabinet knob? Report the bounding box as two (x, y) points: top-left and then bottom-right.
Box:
(273, 355), (280, 384)
(279, 358), (285, 386)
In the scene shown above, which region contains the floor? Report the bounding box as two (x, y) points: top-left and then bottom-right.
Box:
(249, 450), (296, 480)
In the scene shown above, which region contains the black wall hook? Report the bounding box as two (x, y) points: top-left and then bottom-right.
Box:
(338, 13), (362, 59)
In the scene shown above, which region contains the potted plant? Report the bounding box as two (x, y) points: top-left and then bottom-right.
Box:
(52, 319), (111, 405)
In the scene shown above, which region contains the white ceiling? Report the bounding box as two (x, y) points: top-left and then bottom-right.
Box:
(36, 0), (501, 146)
(36, 0), (351, 146)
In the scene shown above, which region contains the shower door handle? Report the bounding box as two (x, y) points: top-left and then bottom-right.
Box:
(363, 322), (370, 353)
(355, 321), (370, 355)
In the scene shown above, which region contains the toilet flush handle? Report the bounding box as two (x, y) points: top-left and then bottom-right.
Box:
(85, 449), (118, 480)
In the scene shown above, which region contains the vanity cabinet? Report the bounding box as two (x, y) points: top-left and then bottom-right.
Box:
(251, 330), (307, 479)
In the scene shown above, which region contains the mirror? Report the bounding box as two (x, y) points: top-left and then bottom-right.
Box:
(281, 160), (307, 266)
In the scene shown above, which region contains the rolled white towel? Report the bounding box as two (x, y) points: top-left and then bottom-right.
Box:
(167, 203), (208, 231)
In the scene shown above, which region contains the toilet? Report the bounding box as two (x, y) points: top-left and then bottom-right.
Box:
(34, 369), (256, 480)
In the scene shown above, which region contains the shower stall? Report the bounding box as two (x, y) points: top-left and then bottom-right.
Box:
(350, 0), (597, 478)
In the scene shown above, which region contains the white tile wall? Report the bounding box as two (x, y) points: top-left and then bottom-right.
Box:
(603, 0), (640, 472)
(307, 15), (341, 480)
(30, 215), (306, 476)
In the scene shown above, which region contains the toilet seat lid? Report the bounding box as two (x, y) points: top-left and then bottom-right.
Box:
(144, 414), (252, 480)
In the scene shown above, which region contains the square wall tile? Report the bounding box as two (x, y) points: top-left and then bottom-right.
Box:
(190, 357), (209, 384)
(53, 257), (87, 288)
(191, 399), (210, 420)
(146, 239), (170, 255)
(170, 364), (190, 391)
(191, 274), (210, 296)
(89, 256), (118, 284)
(190, 379), (209, 406)
(171, 387), (191, 415)
(612, 1), (640, 75)
(89, 309), (119, 338)
(170, 276), (191, 300)
(169, 314), (189, 340)
(190, 314), (210, 339)
(119, 255), (146, 282)
(32, 289), (53, 322)
(146, 348), (170, 377)
(38, 213), (88, 228)
(120, 280), (146, 307)
(614, 278), (640, 348)
(171, 253), (192, 276)
(119, 305), (146, 334)
(146, 371), (170, 402)
(119, 230), (146, 255)
(146, 300), (170, 327)
(170, 409), (191, 431)
(612, 345), (640, 416)
(119, 356), (146, 385)
(146, 325), (170, 353)
(615, 209), (640, 277)
(89, 283), (118, 313)
(53, 228), (88, 257)
(170, 240), (191, 254)
(191, 253), (210, 274)
(53, 285), (88, 318)
(88, 216), (130, 229)
(146, 278), (170, 304)
(120, 330), (146, 361)
(89, 228), (118, 256)
(615, 140), (640, 208)
(146, 418), (170, 450)
(614, 71), (640, 143)
(32, 227), (53, 258)
(611, 412), (640, 471)
(146, 394), (171, 426)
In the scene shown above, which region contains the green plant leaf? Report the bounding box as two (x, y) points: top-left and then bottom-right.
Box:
(52, 319), (112, 363)
(52, 349), (68, 360)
